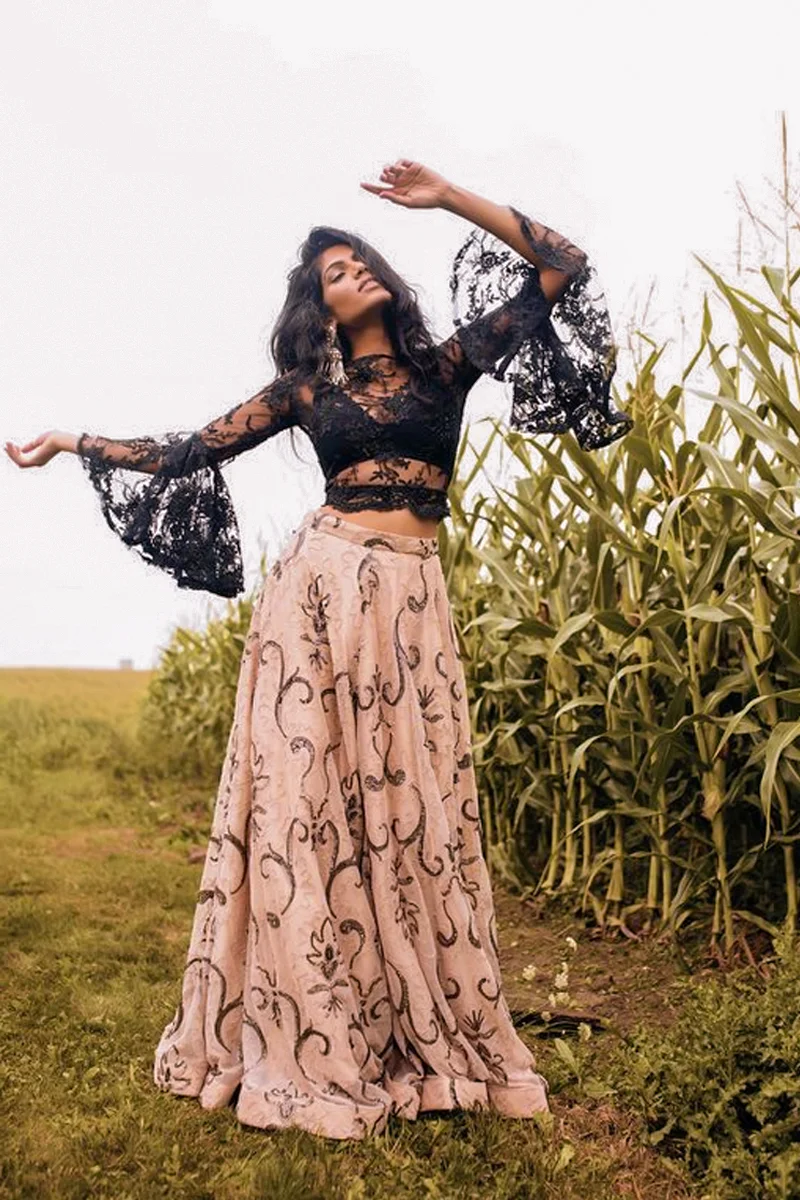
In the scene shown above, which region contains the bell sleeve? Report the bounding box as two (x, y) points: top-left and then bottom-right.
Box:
(443, 205), (633, 451)
(76, 371), (300, 598)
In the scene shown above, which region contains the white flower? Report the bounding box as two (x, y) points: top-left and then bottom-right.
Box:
(521, 964), (538, 982)
(578, 1022), (592, 1042)
(541, 1010), (552, 1022)
(565, 935), (578, 953)
(548, 992), (557, 1007)
(554, 971), (569, 991)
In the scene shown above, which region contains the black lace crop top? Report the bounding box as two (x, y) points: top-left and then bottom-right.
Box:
(76, 204), (633, 597)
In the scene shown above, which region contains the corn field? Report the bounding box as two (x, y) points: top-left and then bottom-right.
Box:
(440, 189), (800, 958)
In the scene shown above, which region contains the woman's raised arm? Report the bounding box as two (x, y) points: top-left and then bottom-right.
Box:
(439, 183), (589, 304)
(361, 159), (633, 451)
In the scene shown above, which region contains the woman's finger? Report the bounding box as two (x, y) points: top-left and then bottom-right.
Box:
(21, 434), (46, 452)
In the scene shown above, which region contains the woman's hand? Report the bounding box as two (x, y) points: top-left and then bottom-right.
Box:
(360, 159), (451, 209)
(4, 431), (75, 468)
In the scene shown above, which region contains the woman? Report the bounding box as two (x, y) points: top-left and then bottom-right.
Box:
(5, 159), (632, 1140)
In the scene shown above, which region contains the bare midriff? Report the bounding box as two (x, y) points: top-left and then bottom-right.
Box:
(319, 505), (439, 539)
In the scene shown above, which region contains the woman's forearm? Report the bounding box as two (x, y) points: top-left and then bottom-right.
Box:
(439, 183), (588, 297)
(72, 432), (163, 473)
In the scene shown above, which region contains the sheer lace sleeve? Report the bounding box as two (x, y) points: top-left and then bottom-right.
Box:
(442, 206), (633, 451)
(76, 371), (300, 597)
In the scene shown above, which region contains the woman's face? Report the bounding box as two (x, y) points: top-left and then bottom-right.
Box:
(317, 242), (392, 328)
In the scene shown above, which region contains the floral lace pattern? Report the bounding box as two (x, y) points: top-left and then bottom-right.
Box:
(305, 365), (461, 501)
(447, 207), (634, 450)
(76, 205), (633, 595)
(75, 374), (301, 597)
(325, 483), (450, 520)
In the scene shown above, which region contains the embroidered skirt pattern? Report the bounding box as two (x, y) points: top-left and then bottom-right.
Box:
(153, 508), (550, 1139)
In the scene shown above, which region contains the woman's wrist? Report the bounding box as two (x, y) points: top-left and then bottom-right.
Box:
(437, 183), (511, 237)
(55, 432), (80, 454)
(438, 181), (469, 215)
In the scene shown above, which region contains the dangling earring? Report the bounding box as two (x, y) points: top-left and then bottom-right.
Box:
(323, 320), (348, 387)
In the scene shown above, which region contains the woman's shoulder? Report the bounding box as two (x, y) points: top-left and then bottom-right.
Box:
(269, 365), (319, 408)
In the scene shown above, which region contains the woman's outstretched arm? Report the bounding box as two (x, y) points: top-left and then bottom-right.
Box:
(5, 371), (303, 474)
(5, 370), (306, 597)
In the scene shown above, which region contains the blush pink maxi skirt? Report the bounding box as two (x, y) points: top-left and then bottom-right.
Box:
(153, 507), (550, 1139)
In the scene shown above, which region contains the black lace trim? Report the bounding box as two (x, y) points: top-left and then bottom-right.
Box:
(324, 482), (449, 521)
(450, 220), (633, 450)
(77, 430), (245, 597)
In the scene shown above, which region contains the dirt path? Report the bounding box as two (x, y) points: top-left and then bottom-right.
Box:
(493, 885), (690, 1037)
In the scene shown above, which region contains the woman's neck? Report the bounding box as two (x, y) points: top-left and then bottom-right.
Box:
(344, 318), (394, 361)
(347, 338), (394, 360)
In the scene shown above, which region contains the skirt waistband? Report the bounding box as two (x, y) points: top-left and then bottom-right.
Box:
(300, 508), (440, 558)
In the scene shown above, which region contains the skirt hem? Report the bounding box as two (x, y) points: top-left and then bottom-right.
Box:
(155, 1068), (551, 1141)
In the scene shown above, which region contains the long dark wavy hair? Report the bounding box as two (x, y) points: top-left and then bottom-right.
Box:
(268, 225), (439, 405)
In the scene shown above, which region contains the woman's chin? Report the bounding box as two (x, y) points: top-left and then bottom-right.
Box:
(343, 289), (393, 325)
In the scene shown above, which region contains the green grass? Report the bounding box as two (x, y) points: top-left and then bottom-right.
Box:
(0, 666), (153, 732)
(0, 669), (695, 1200)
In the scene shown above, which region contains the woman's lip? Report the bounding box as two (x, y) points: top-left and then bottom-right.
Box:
(359, 278), (380, 290)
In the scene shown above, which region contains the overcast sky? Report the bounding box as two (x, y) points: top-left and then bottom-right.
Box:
(1, 0), (796, 669)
